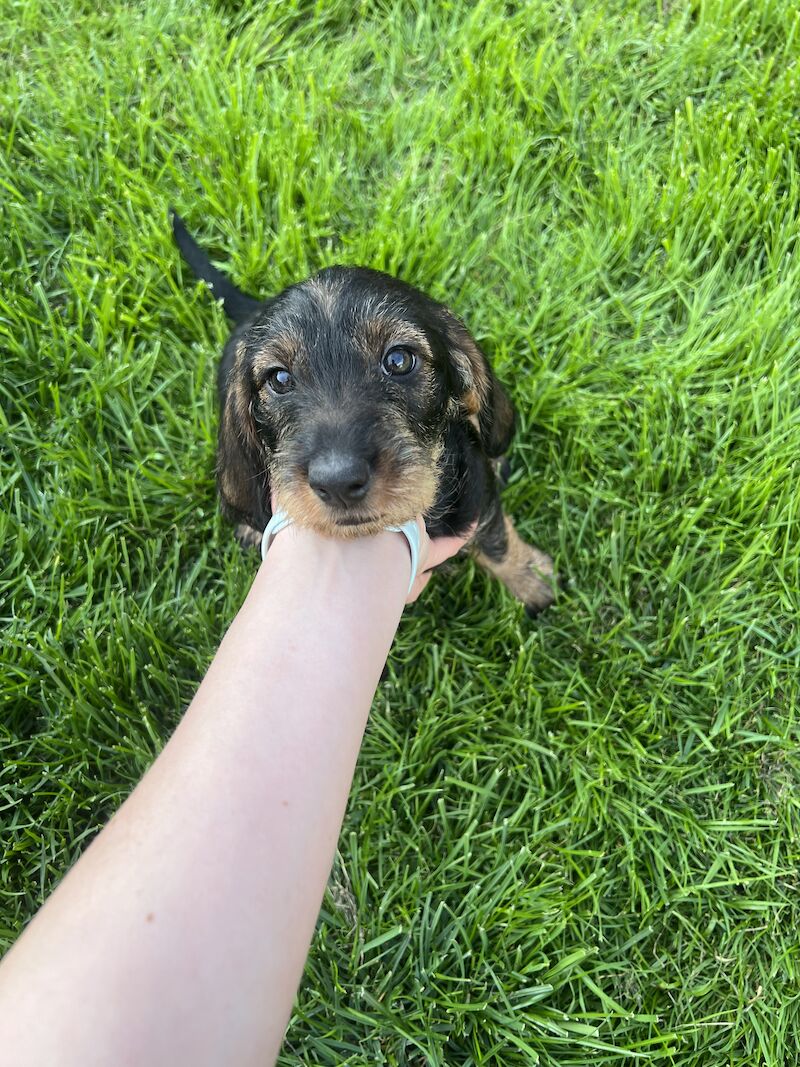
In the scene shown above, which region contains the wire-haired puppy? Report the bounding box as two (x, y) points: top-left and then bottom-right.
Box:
(172, 212), (556, 614)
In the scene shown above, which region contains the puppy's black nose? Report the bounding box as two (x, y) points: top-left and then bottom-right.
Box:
(308, 452), (371, 507)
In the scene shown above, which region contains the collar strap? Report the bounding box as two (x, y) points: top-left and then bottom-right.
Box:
(260, 510), (293, 560)
(260, 509), (421, 595)
(386, 517), (421, 596)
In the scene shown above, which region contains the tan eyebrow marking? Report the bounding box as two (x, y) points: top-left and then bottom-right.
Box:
(353, 315), (432, 358)
(248, 331), (305, 377)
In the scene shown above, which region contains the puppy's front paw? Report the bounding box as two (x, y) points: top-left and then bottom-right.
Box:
(492, 455), (512, 487)
(521, 547), (557, 617)
(497, 542), (557, 617)
(235, 523), (263, 552)
(475, 514), (558, 615)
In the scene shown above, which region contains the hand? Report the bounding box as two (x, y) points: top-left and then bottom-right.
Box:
(404, 518), (477, 604)
(268, 494), (475, 606)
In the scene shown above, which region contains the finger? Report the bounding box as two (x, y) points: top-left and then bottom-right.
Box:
(405, 570), (433, 604)
(421, 521), (478, 572)
(422, 536), (467, 571)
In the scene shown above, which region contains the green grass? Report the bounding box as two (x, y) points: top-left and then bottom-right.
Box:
(2, 0), (800, 1061)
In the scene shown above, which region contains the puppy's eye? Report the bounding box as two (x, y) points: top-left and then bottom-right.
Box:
(266, 368), (294, 395)
(382, 346), (417, 377)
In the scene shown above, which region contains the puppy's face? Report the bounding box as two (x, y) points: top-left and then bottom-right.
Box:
(218, 266), (513, 536)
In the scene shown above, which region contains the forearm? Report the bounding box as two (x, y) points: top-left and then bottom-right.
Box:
(0, 527), (410, 1066)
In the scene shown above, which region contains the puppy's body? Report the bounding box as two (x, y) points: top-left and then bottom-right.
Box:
(173, 213), (555, 613)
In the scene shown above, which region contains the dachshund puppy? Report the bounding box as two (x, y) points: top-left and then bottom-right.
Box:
(172, 212), (555, 614)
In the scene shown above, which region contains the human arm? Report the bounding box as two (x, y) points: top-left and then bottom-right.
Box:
(0, 522), (464, 1066)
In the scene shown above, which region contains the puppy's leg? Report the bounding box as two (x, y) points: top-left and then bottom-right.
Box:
(235, 523), (263, 551)
(473, 498), (556, 616)
(492, 455), (511, 487)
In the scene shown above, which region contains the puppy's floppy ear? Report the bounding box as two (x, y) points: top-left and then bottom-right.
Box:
(441, 312), (516, 458)
(217, 348), (272, 532)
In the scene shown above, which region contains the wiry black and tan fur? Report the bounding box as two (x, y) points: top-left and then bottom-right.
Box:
(172, 211), (555, 614)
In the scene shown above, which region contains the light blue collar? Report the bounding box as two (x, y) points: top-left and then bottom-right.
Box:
(260, 509), (421, 596)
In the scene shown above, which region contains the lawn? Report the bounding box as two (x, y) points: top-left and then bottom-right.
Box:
(2, 0), (800, 1062)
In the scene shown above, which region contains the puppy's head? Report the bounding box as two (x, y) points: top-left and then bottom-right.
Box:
(218, 267), (514, 537)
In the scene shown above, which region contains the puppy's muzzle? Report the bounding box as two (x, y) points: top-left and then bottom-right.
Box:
(307, 450), (372, 509)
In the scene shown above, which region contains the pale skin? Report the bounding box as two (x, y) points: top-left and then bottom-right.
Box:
(0, 518), (470, 1067)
